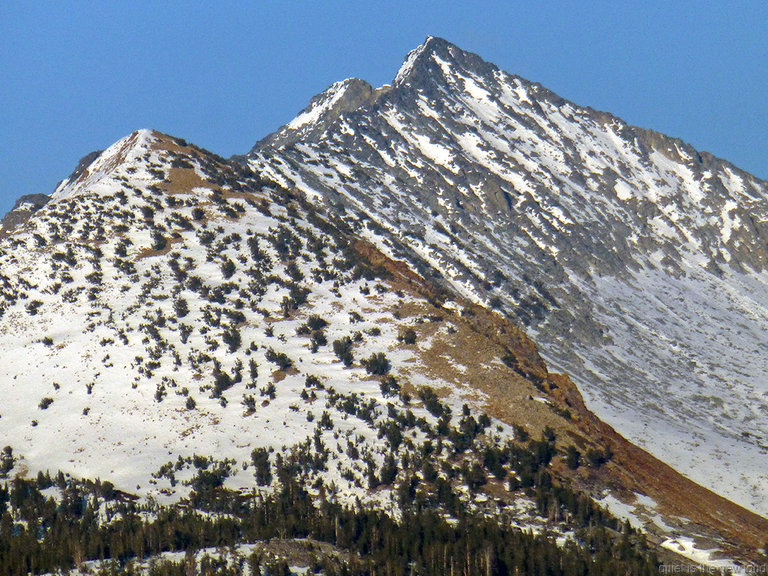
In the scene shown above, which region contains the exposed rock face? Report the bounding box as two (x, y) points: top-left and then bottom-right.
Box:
(54, 149), (103, 193)
(247, 36), (768, 515)
(1, 149), (103, 237)
(252, 78), (381, 152)
(0, 194), (51, 237)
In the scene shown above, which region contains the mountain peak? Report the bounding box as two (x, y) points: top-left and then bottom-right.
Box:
(52, 129), (164, 198)
(393, 36), (491, 88)
(253, 77), (375, 152)
(394, 36), (452, 85)
(5, 36), (768, 569)
(247, 36), (768, 528)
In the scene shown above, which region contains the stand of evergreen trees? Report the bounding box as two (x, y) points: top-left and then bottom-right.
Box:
(0, 462), (658, 576)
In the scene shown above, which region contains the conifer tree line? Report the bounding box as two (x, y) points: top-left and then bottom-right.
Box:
(0, 447), (658, 575)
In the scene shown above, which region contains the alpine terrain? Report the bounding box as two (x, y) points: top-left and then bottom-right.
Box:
(248, 36), (768, 521)
(0, 37), (766, 574)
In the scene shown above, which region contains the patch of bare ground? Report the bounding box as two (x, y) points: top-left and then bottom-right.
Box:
(136, 235), (182, 260)
(272, 367), (298, 383)
(152, 132), (269, 203)
(395, 297), (572, 441)
(221, 189), (259, 201)
(165, 167), (211, 195)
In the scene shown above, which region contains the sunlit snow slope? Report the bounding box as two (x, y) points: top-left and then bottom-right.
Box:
(0, 129), (565, 529)
(248, 37), (768, 516)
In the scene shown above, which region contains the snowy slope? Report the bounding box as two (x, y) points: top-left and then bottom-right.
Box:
(0, 129), (569, 537)
(1, 130), (403, 506)
(247, 37), (768, 516)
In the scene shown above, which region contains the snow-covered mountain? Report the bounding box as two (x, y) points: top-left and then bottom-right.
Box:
(4, 37), (768, 572)
(3, 128), (687, 571)
(247, 36), (768, 517)
(3, 129), (507, 509)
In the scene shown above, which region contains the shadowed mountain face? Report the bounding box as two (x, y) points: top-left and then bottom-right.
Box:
(248, 36), (768, 515)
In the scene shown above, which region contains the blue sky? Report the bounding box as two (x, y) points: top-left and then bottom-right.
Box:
(1, 2), (766, 214)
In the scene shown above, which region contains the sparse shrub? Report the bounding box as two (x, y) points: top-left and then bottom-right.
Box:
(309, 330), (327, 352)
(306, 314), (328, 331)
(586, 447), (613, 468)
(269, 224), (303, 259)
(379, 376), (400, 397)
(251, 447), (272, 485)
(223, 325), (242, 352)
(242, 395), (257, 414)
(513, 424), (530, 442)
(332, 337), (354, 366)
(265, 348), (292, 370)
(398, 328), (417, 345)
(305, 374), (322, 388)
(26, 300), (43, 315)
(179, 323), (193, 343)
(212, 369), (234, 398)
(319, 411), (334, 430)
(349, 311), (363, 323)
(260, 382), (276, 400)
(0, 446), (14, 477)
(565, 445), (581, 469)
(114, 240), (129, 258)
(280, 295), (295, 316)
(85, 271), (103, 285)
(221, 258), (236, 279)
(151, 231), (167, 251)
(461, 462), (487, 491)
(417, 387), (445, 417)
(362, 352), (390, 375)
(285, 261), (304, 282)
(482, 446), (507, 480)
(39, 397), (54, 410)
(52, 246), (77, 266)
(380, 454), (398, 485)
(500, 353), (518, 369)
(174, 297), (189, 318)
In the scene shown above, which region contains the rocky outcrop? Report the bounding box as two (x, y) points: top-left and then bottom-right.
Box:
(0, 194), (50, 237)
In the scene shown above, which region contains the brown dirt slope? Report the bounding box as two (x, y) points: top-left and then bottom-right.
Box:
(355, 238), (768, 564)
